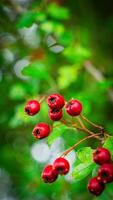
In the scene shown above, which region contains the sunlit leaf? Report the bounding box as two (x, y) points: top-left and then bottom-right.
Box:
(47, 3), (70, 20)
(103, 136), (113, 156)
(22, 61), (49, 79)
(72, 163), (94, 182)
(77, 147), (93, 163)
(47, 122), (68, 146)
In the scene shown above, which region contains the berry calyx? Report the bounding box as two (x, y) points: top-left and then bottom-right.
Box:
(97, 163), (113, 183)
(93, 147), (111, 165)
(33, 122), (51, 139)
(47, 94), (65, 109)
(25, 100), (40, 116)
(87, 177), (105, 196)
(53, 157), (70, 175)
(65, 99), (82, 116)
(41, 165), (58, 183)
(49, 109), (63, 121)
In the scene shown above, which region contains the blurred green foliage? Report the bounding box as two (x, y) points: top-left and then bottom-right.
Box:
(0, 0), (113, 200)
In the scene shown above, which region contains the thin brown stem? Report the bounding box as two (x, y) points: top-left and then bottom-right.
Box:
(39, 95), (47, 104)
(80, 114), (103, 130)
(61, 133), (101, 157)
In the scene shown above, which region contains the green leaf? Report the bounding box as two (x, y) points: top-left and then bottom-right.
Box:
(17, 11), (46, 28)
(103, 136), (113, 156)
(92, 165), (99, 177)
(47, 3), (70, 20)
(9, 84), (26, 100)
(77, 147), (93, 163)
(58, 65), (80, 89)
(22, 61), (49, 80)
(72, 163), (94, 182)
(47, 122), (68, 146)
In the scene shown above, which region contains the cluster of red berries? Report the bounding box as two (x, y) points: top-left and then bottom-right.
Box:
(24, 94), (82, 182)
(24, 94), (82, 139)
(41, 157), (70, 183)
(87, 147), (113, 196)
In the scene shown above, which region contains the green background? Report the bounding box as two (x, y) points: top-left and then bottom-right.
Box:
(0, 0), (113, 199)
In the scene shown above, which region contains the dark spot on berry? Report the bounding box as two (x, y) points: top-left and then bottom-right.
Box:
(25, 108), (30, 114)
(52, 109), (59, 113)
(36, 129), (40, 135)
(57, 167), (63, 173)
(49, 97), (55, 103)
(102, 172), (108, 178)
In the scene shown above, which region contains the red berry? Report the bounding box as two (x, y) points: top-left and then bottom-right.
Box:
(97, 163), (113, 183)
(41, 165), (58, 183)
(87, 177), (105, 196)
(65, 99), (82, 116)
(53, 157), (70, 175)
(93, 147), (111, 165)
(33, 123), (51, 139)
(47, 94), (65, 109)
(49, 109), (63, 121)
(25, 100), (40, 116)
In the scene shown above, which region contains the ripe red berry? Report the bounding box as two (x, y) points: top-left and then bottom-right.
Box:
(97, 163), (113, 183)
(47, 94), (65, 109)
(93, 147), (111, 165)
(49, 109), (63, 121)
(65, 99), (82, 116)
(33, 122), (51, 139)
(41, 165), (58, 183)
(53, 157), (70, 175)
(25, 100), (40, 116)
(87, 177), (105, 196)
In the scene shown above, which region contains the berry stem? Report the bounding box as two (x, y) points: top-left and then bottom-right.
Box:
(61, 133), (101, 157)
(39, 95), (47, 104)
(80, 114), (104, 130)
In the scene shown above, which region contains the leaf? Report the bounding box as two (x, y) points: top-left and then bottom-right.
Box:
(17, 11), (46, 28)
(103, 136), (113, 156)
(72, 163), (94, 182)
(47, 3), (70, 20)
(47, 122), (68, 146)
(92, 165), (99, 177)
(22, 61), (49, 79)
(9, 84), (26, 100)
(77, 147), (93, 163)
(58, 65), (80, 89)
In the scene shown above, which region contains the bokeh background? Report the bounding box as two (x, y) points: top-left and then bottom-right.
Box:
(0, 0), (113, 199)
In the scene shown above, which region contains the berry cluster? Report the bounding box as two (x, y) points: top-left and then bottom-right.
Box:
(24, 93), (111, 196)
(25, 93), (82, 182)
(42, 157), (70, 183)
(87, 147), (113, 196)
(25, 93), (82, 140)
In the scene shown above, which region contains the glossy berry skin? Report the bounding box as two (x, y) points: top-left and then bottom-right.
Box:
(47, 94), (65, 110)
(65, 99), (82, 116)
(87, 177), (105, 196)
(49, 109), (63, 121)
(25, 100), (40, 116)
(53, 157), (70, 175)
(93, 147), (111, 165)
(33, 123), (51, 139)
(41, 165), (58, 183)
(97, 163), (113, 183)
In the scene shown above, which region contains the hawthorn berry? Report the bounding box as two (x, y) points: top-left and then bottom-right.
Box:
(97, 163), (113, 183)
(33, 122), (51, 139)
(65, 99), (82, 116)
(87, 177), (105, 196)
(49, 109), (63, 121)
(41, 165), (58, 183)
(47, 94), (65, 110)
(93, 147), (111, 165)
(53, 157), (70, 175)
(25, 100), (40, 116)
